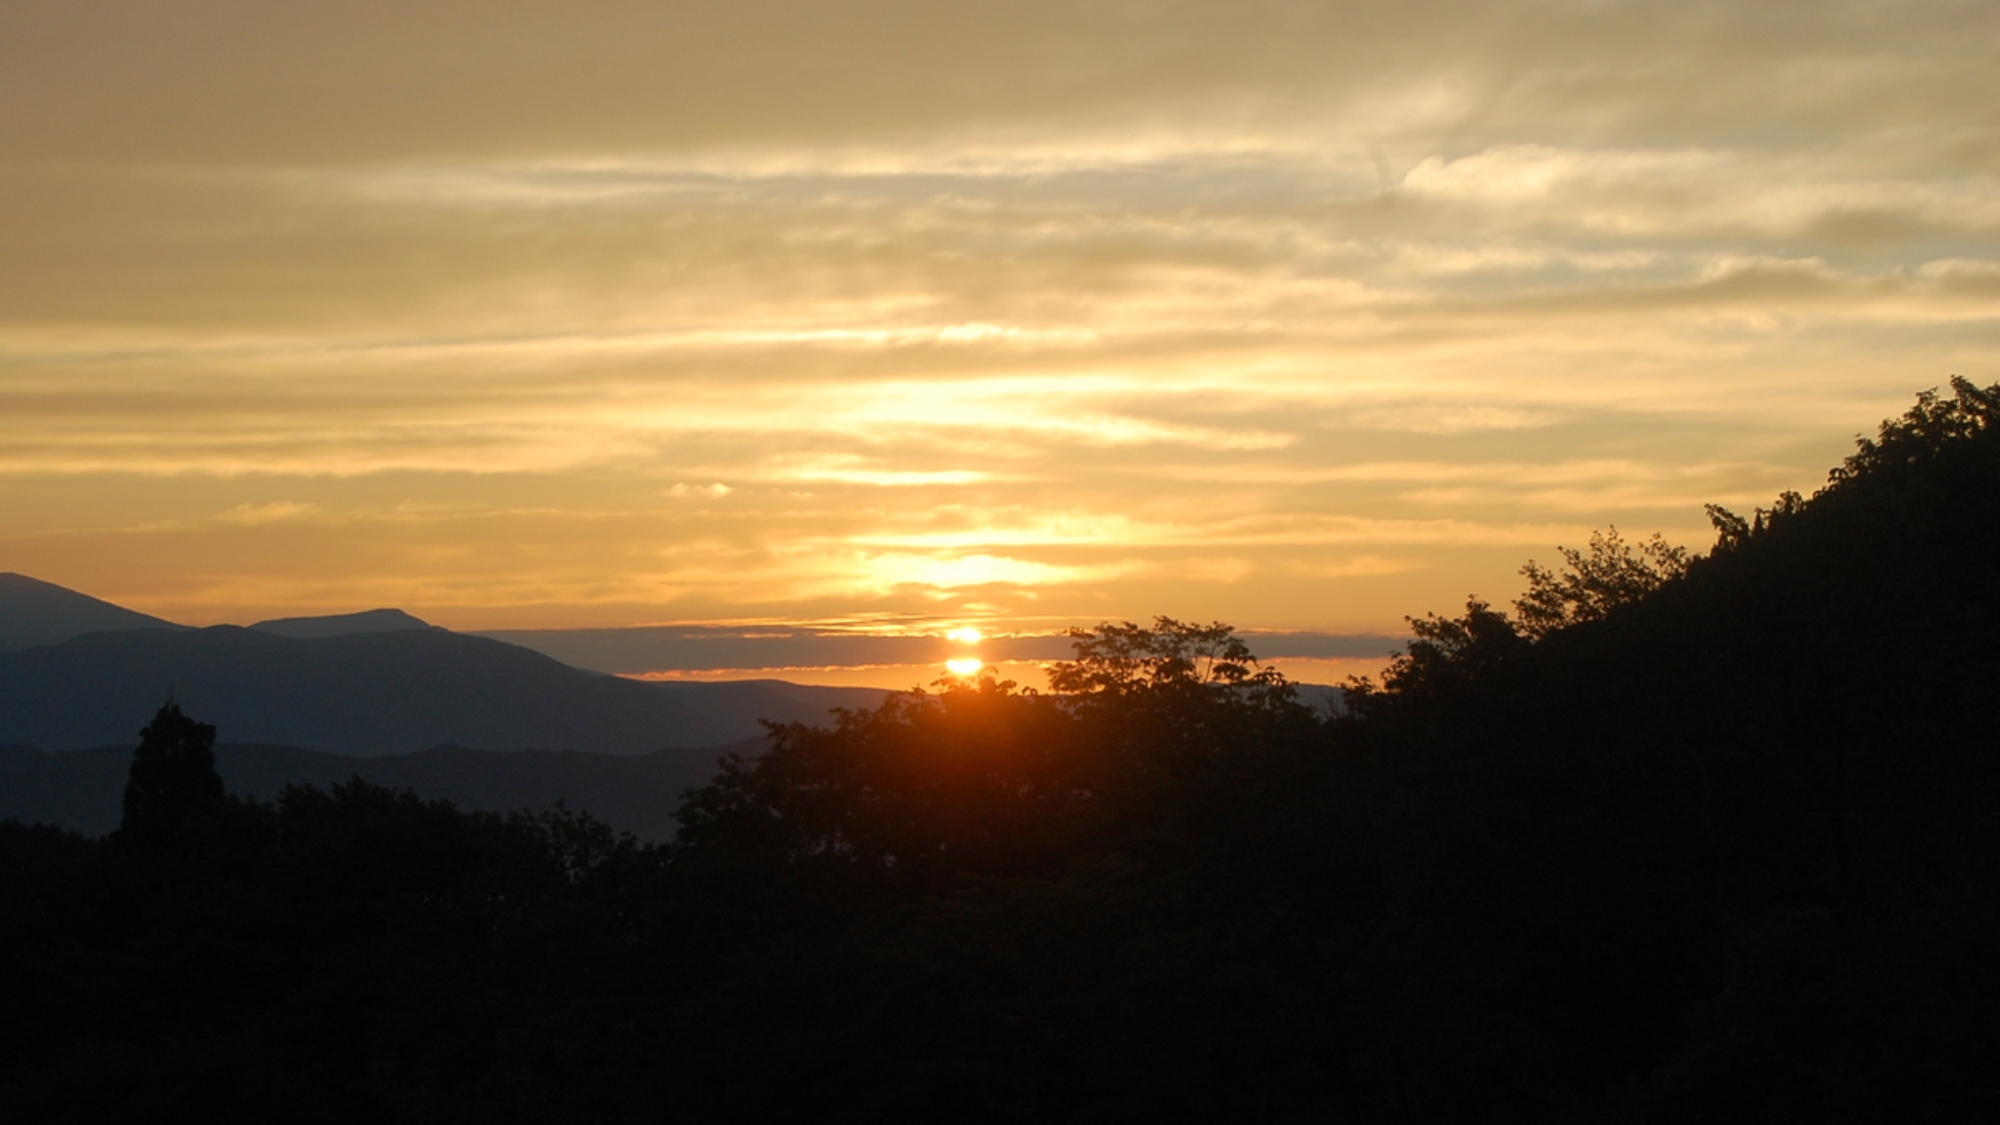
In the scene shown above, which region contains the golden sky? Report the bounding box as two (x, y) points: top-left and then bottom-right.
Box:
(4, 1), (1997, 680)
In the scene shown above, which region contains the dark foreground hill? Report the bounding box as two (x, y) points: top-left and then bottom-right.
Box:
(0, 625), (883, 755)
(0, 739), (753, 842)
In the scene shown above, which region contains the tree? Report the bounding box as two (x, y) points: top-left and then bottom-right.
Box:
(1829, 374), (1998, 482)
(116, 700), (225, 851)
(671, 673), (1078, 907)
(1514, 526), (1691, 639)
(1049, 616), (1295, 712)
(1342, 596), (1530, 717)
(1704, 491), (1805, 554)
(671, 620), (1312, 901)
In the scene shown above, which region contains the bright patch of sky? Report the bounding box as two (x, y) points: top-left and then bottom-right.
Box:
(2, 1), (1996, 680)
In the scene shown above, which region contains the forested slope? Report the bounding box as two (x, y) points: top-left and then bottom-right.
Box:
(1327, 377), (2000, 1118)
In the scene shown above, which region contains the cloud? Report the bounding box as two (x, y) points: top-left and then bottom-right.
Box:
(219, 501), (321, 524)
(2, 0), (1996, 639)
(856, 553), (1144, 593)
(473, 620), (1407, 676)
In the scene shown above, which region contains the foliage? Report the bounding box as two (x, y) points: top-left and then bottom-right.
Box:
(673, 619), (1315, 902)
(1514, 526), (1691, 638)
(115, 700), (225, 852)
(673, 674), (1081, 903)
(1832, 374), (1998, 481)
(664, 621), (1348, 1119)
(1347, 525), (1691, 715)
(1347, 595), (1528, 713)
(1048, 616), (1292, 704)
(1331, 377), (2000, 1118)
(1707, 376), (1996, 553)
(4, 766), (678, 1122)
(1703, 489), (1806, 553)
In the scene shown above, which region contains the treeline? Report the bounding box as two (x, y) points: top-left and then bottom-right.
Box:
(4, 380), (1997, 1122)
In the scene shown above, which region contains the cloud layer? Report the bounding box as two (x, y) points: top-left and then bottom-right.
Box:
(3, 1), (1995, 671)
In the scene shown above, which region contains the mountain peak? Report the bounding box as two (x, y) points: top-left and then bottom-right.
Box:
(249, 608), (441, 639)
(0, 573), (186, 652)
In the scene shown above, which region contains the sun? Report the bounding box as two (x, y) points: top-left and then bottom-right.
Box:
(945, 657), (984, 676)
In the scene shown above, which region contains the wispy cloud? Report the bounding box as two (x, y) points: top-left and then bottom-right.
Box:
(2, 1), (1995, 643)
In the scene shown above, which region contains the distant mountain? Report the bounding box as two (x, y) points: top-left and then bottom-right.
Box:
(0, 626), (887, 756)
(250, 608), (442, 638)
(0, 572), (186, 652)
(0, 739), (754, 841)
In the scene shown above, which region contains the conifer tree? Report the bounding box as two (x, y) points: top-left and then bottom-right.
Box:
(116, 700), (224, 851)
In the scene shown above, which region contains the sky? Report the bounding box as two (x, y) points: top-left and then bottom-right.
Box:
(3, 1), (1996, 687)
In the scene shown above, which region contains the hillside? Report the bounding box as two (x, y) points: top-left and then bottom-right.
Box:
(0, 572), (185, 651)
(0, 625), (883, 755)
(1320, 378), (2000, 1117)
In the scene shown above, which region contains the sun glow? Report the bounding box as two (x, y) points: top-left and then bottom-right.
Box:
(945, 657), (984, 676)
(946, 626), (984, 644)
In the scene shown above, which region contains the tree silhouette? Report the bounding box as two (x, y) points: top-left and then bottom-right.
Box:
(1514, 526), (1691, 638)
(116, 700), (224, 851)
(1049, 616), (1290, 701)
(1341, 596), (1528, 717)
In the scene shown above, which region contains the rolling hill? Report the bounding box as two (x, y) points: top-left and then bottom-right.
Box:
(0, 624), (884, 755)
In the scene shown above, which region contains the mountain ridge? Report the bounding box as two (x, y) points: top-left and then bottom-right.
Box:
(0, 572), (186, 652)
(0, 624), (885, 756)
(249, 608), (442, 638)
